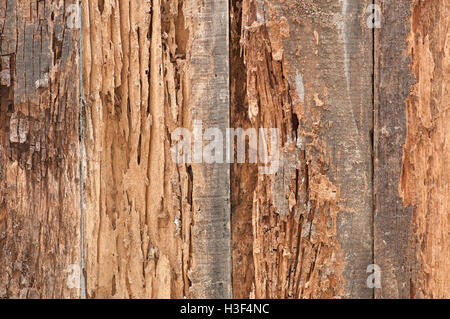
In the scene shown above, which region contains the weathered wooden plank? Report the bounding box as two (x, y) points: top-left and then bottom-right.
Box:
(0, 0), (81, 298)
(186, 0), (232, 297)
(81, 0), (231, 298)
(374, 0), (450, 299)
(374, 0), (414, 299)
(231, 0), (373, 298)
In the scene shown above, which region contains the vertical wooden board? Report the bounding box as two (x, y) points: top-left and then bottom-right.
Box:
(81, 0), (231, 298)
(0, 0), (81, 298)
(374, 0), (414, 299)
(185, 0), (232, 299)
(231, 0), (373, 298)
(82, 0), (155, 299)
(375, 0), (450, 299)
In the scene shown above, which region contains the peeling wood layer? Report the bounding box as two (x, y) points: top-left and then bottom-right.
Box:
(231, 0), (373, 298)
(401, 0), (450, 298)
(0, 0), (81, 298)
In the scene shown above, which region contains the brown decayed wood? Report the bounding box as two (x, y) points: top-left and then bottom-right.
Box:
(401, 0), (449, 298)
(0, 0), (81, 298)
(231, 0), (373, 298)
(81, 0), (231, 298)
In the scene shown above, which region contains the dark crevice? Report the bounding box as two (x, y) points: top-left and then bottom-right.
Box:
(371, 0), (376, 300)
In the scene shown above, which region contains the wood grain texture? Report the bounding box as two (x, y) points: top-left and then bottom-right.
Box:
(374, 0), (415, 299)
(231, 0), (373, 298)
(374, 0), (449, 299)
(186, 0), (232, 299)
(0, 0), (448, 300)
(81, 0), (231, 298)
(0, 0), (81, 298)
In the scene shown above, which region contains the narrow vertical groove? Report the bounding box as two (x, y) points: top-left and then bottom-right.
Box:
(79, 1), (87, 299)
(228, 0), (234, 299)
(371, 0), (376, 300)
